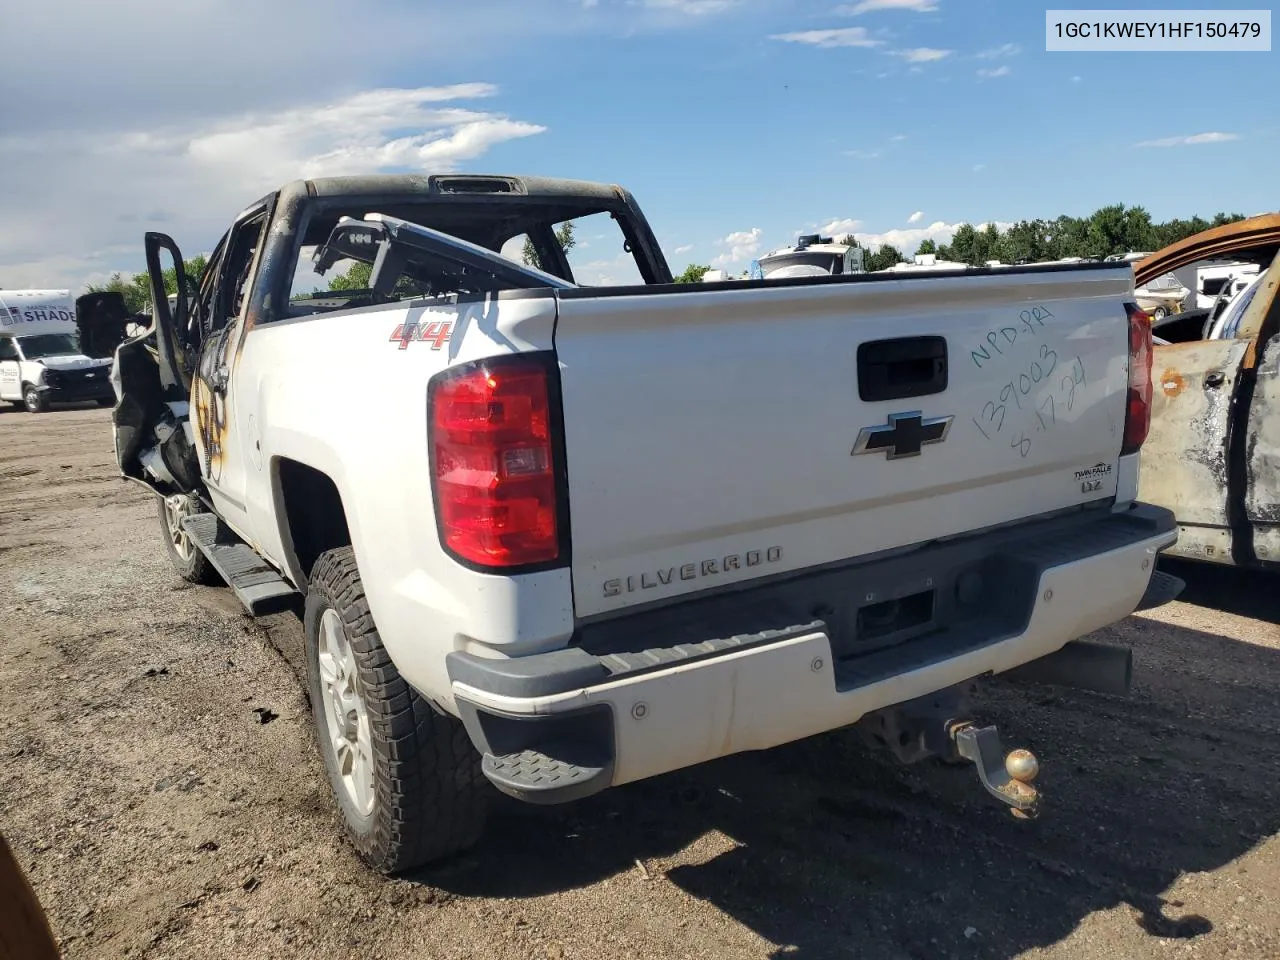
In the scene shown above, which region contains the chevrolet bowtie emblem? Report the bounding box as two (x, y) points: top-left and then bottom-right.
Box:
(852, 411), (954, 460)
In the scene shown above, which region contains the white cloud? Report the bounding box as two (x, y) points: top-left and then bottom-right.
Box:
(836, 0), (938, 14)
(1134, 132), (1241, 148)
(771, 27), (883, 48)
(976, 42), (1021, 58)
(673, 244), (694, 254)
(977, 65), (1010, 78)
(1071, 75), (1083, 83)
(907, 210), (924, 223)
(895, 47), (952, 62)
(181, 86), (545, 184)
(712, 227), (763, 266)
(973, 163), (986, 172)
(572, 253), (645, 286)
(890, 134), (908, 142)
(845, 148), (883, 160)
(821, 218), (863, 235)
(0, 85), (545, 290)
(848, 219), (1016, 253)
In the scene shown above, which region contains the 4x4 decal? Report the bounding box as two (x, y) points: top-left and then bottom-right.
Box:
(390, 320), (453, 351)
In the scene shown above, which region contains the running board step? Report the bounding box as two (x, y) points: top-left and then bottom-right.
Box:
(181, 513), (298, 616)
(481, 744), (612, 805)
(1135, 570), (1185, 611)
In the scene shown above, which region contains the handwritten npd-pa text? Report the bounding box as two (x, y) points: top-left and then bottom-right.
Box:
(970, 305), (1088, 459)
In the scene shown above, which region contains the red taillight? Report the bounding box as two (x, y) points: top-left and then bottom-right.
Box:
(1122, 304), (1153, 455)
(428, 355), (565, 569)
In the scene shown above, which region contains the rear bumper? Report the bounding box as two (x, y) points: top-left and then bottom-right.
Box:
(448, 503), (1178, 804)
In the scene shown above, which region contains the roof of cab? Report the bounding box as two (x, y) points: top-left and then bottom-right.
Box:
(293, 173), (629, 204)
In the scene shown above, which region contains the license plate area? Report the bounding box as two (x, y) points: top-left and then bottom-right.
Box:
(856, 588), (936, 648)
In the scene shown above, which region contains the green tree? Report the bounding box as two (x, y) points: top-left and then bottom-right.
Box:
(169, 254), (208, 292)
(522, 221), (577, 270)
(976, 224), (1002, 263)
(1120, 206), (1156, 253)
(86, 255), (208, 313)
(673, 263), (712, 283)
(942, 223), (977, 264)
(325, 259), (425, 298)
(86, 272), (151, 314)
(998, 220), (1051, 263)
(864, 244), (905, 272)
(328, 261), (373, 291)
(1084, 204), (1131, 259)
(915, 239), (938, 256)
(1153, 217), (1209, 249)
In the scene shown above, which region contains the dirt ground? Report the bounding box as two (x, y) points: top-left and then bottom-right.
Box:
(2, 405), (1279, 960)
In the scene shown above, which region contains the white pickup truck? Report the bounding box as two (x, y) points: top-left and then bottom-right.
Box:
(92, 174), (1181, 874)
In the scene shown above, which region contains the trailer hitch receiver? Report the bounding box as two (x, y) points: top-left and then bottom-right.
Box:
(949, 721), (1041, 819)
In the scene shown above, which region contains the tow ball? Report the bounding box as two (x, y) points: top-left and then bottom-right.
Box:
(948, 721), (1041, 819)
(856, 690), (1042, 820)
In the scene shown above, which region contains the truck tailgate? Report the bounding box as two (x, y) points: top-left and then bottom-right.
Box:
(553, 266), (1134, 618)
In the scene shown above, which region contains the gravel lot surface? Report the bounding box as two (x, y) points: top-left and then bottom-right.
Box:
(2, 405), (1278, 960)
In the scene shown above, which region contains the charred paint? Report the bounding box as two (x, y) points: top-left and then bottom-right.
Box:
(193, 377), (229, 482)
(1140, 339), (1249, 561)
(1243, 335), (1280, 546)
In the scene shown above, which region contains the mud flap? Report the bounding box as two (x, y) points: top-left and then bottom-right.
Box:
(1135, 570), (1185, 611)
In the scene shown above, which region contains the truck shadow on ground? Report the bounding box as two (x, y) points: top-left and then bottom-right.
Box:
(1159, 555), (1279, 623)
(419, 562), (1280, 959)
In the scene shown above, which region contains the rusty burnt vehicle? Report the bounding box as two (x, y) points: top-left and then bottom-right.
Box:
(1133, 213), (1280, 568)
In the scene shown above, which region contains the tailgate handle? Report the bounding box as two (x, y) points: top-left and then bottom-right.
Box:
(857, 336), (948, 403)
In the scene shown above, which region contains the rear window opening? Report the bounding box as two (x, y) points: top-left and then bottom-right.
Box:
(285, 201), (653, 317)
(557, 212), (645, 287)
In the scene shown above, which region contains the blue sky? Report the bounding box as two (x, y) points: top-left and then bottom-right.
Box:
(0, 0), (1274, 289)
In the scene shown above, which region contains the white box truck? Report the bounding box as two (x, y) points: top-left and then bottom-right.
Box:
(0, 289), (115, 412)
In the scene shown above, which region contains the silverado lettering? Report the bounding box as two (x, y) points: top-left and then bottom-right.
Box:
(603, 546), (783, 597)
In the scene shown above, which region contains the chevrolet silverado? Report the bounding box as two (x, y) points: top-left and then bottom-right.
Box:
(88, 173), (1181, 873)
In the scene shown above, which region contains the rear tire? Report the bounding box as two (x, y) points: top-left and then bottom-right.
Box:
(22, 385), (48, 413)
(304, 546), (488, 874)
(158, 495), (221, 585)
